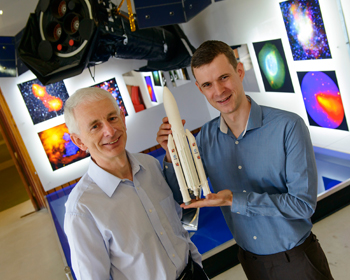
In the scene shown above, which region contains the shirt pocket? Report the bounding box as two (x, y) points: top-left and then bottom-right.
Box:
(159, 195), (184, 236)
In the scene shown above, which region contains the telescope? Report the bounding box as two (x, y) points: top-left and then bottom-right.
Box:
(163, 87), (211, 205)
(18, 0), (196, 85)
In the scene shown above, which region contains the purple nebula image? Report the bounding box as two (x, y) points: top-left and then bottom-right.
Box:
(280, 0), (331, 60)
(92, 78), (128, 117)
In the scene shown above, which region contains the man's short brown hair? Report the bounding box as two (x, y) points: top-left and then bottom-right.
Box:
(191, 40), (238, 79)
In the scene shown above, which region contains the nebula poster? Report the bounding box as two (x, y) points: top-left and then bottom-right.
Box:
(152, 71), (162, 86)
(297, 71), (348, 131)
(38, 123), (90, 171)
(253, 39), (294, 93)
(145, 76), (157, 102)
(17, 78), (69, 125)
(280, 0), (331, 60)
(91, 78), (128, 117)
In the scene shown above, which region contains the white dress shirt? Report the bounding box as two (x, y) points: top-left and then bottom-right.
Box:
(64, 152), (201, 280)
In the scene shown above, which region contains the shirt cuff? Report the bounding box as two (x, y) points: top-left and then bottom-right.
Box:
(163, 157), (174, 173)
(231, 192), (249, 216)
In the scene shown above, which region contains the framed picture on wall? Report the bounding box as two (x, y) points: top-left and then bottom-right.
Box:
(38, 123), (90, 171)
(253, 38), (294, 93)
(152, 71), (162, 86)
(280, 0), (331, 61)
(91, 78), (128, 117)
(297, 71), (348, 131)
(17, 78), (69, 125)
(145, 76), (157, 102)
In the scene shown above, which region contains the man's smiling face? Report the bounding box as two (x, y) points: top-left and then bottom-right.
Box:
(71, 97), (127, 168)
(194, 53), (246, 117)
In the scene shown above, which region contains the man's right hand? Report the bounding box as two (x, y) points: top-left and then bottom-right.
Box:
(156, 117), (186, 163)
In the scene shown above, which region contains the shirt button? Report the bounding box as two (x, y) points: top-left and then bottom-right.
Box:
(238, 166), (242, 169)
(237, 212), (240, 214)
(160, 232), (163, 235)
(253, 236), (257, 240)
(243, 190), (246, 192)
(172, 254), (175, 257)
(165, 165), (168, 169)
(149, 209), (152, 213)
(235, 141), (239, 144)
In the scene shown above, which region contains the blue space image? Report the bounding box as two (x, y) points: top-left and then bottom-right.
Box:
(280, 0), (331, 60)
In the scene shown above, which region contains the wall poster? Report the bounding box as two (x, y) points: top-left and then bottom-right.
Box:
(38, 123), (90, 171)
(253, 39), (294, 93)
(91, 78), (128, 117)
(297, 71), (348, 131)
(17, 78), (69, 125)
(279, 0), (331, 60)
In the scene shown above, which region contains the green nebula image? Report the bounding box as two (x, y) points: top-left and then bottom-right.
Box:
(258, 43), (286, 89)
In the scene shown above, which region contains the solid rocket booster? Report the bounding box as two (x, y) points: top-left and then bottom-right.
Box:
(163, 87), (211, 205)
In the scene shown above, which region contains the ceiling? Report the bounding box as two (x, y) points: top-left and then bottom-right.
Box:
(0, 0), (130, 37)
(0, 0), (41, 37)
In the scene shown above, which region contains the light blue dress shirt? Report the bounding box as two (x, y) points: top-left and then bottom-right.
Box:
(165, 96), (317, 255)
(64, 152), (201, 280)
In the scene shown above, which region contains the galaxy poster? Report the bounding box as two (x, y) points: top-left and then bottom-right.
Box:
(152, 71), (162, 86)
(297, 71), (348, 131)
(280, 0), (331, 61)
(145, 76), (157, 102)
(17, 78), (69, 125)
(38, 123), (90, 171)
(253, 39), (294, 93)
(91, 78), (128, 117)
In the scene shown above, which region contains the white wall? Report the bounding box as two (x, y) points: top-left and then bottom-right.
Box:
(0, 58), (211, 191)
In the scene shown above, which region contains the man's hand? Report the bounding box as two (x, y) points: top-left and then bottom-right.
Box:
(156, 117), (186, 163)
(181, 190), (233, 209)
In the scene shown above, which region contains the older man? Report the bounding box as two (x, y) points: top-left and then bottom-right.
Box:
(64, 87), (207, 280)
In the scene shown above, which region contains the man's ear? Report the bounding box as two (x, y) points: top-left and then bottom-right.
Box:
(120, 109), (126, 129)
(236, 62), (245, 81)
(71, 133), (88, 151)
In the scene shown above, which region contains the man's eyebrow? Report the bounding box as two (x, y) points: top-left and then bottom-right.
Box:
(200, 73), (230, 87)
(87, 110), (118, 127)
(88, 119), (99, 128)
(107, 110), (118, 118)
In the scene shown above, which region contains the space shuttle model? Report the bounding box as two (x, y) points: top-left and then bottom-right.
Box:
(163, 87), (211, 205)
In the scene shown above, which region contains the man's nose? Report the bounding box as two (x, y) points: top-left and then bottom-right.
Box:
(213, 81), (225, 96)
(103, 122), (116, 136)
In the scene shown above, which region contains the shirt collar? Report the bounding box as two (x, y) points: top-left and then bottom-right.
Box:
(87, 151), (145, 197)
(219, 95), (262, 135)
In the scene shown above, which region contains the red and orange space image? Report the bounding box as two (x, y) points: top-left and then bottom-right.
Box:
(17, 78), (69, 125)
(38, 123), (90, 171)
(145, 76), (157, 102)
(297, 71), (348, 130)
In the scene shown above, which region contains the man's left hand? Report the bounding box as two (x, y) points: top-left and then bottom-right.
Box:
(181, 190), (233, 209)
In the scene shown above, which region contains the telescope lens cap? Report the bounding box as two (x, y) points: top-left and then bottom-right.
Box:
(38, 40), (53, 61)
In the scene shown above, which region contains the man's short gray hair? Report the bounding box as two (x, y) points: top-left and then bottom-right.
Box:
(64, 87), (120, 134)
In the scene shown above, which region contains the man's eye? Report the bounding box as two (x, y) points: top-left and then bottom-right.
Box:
(91, 124), (98, 130)
(202, 83), (210, 88)
(221, 75), (228, 80)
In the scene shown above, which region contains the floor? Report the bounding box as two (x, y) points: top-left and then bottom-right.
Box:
(0, 201), (349, 280)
